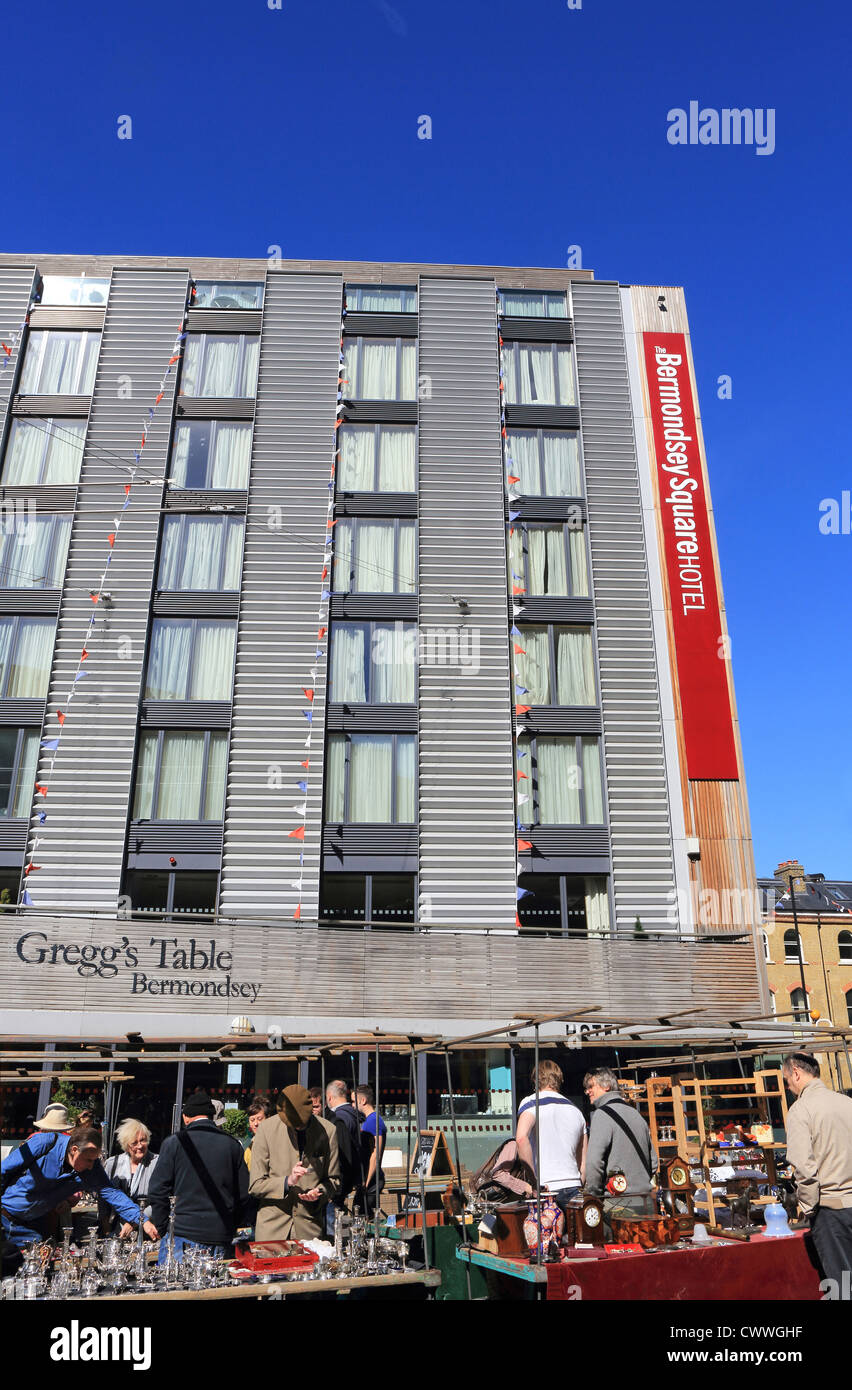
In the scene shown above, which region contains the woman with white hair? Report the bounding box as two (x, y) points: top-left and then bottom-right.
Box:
(98, 1119), (159, 1236)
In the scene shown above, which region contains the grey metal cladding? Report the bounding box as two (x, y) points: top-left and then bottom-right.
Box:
(417, 277), (517, 926)
(0, 264), (38, 434)
(21, 269), (190, 910)
(571, 282), (677, 931)
(218, 272), (342, 919)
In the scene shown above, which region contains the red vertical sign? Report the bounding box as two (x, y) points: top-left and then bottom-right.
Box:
(642, 332), (738, 779)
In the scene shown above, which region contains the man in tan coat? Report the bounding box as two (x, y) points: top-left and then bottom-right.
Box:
(249, 1084), (339, 1241)
(782, 1051), (852, 1289)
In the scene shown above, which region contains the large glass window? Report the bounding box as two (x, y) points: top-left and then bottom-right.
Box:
(2, 420), (86, 486)
(502, 342), (575, 406)
(320, 872), (416, 926)
(790, 987), (810, 1024)
(343, 338), (417, 400)
(514, 625), (596, 706)
(40, 276), (110, 308)
(158, 515), (244, 591)
(0, 616), (55, 698)
(337, 424), (415, 492)
(839, 931), (852, 962)
(0, 728), (40, 817)
(333, 519), (415, 593)
(325, 733), (415, 823)
(169, 421), (252, 490)
(507, 429), (582, 497)
(193, 281), (264, 309)
(509, 522), (589, 598)
(517, 874), (610, 937)
(144, 619), (236, 701)
(498, 290), (568, 319)
(518, 734), (604, 825)
(123, 869), (219, 918)
(0, 514), (71, 589)
(330, 623), (416, 703)
(344, 285), (416, 313)
(19, 331), (99, 395)
(180, 335), (259, 398)
(784, 929), (803, 963)
(132, 730), (228, 821)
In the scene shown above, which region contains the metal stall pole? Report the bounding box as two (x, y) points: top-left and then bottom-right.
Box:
(173, 1044), (186, 1134)
(444, 1047), (472, 1301)
(405, 1048), (414, 1209)
(534, 1025), (542, 1265)
(320, 1051), (326, 1115)
(509, 1044), (518, 1123)
(349, 1051), (367, 1200)
(415, 1052), (430, 1269)
(374, 1041), (381, 1228)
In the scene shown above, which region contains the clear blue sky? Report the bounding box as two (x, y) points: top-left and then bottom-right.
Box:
(3, 0), (850, 876)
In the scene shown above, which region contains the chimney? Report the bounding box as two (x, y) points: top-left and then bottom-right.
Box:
(775, 860), (807, 892)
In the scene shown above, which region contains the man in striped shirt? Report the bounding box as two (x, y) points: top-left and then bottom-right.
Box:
(516, 1060), (587, 1215)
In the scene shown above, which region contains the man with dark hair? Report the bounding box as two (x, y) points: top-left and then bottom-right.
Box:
(782, 1052), (852, 1287)
(148, 1091), (253, 1262)
(584, 1067), (658, 1227)
(1, 1125), (158, 1248)
(324, 1079), (366, 1235)
(354, 1083), (387, 1216)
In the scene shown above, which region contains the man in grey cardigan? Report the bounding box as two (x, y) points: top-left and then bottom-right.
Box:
(583, 1067), (658, 1227)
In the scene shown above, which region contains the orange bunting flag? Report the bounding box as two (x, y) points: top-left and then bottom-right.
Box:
(300, 759), (310, 769)
(107, 533), (115, 547)
(515, 704), (531, 716)
(293, 904), (302, 921)
(512, 584), (525, 595)
(317, 626), (327, 639)
(499, 336), (504, 348)
(81, 648), (89, 661)
(288, 826), (305, 841)
(155, 392), (164, 404)
(57, 711), (66, 726)
(513, 644), (526, 655)
(517, 839), (533, 853)
(36, 784), (48, 797)
(125, 484), (131, 495)
(168, 355), (180, 365)
(91, 593), (100, 604)
(302, 688), (315, 702)
(517, 769), (528, 780)
(24, 864), (42, 875)
(140, 435), (146, 449)
(516, 912), (522, 928)
(326, 519), (337, 530)
(501, 427), (507, 438)
(321, 566), (328, 580)
(507, 475), (520, 484)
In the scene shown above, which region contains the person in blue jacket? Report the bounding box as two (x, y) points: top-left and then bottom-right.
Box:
(1, 1124), (159, 1248)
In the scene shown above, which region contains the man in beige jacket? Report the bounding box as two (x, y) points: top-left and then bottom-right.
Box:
(782, 1052), (852, 1288)
(249, 1084), (339, 1241)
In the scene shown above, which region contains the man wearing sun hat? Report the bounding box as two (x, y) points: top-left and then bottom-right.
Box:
(249, 1084), (339, 1241)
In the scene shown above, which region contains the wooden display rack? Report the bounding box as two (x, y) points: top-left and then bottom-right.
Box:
(620, 1070), (790, 1227)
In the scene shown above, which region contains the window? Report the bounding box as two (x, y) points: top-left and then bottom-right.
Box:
(40, 276), (110, 308)
(330, 623), (416, 703)
(144, 619), (236, 701)
(517, 735), (604, 825)
(0, 728), (40, 817)
(169, 421), (252, 490)
(345, 285), (416, 313)
(343, 338), (417, 400)
(509, 522), (589, 598)
(333, 519), (415, 594)
(0, 514), (71, 589)
(19, 331), (99, 395)
(337, 424), (415, 492)
(847, 990), (852, 1026)
(761, 930), (772, 963)
(123, 869), (219, 918)
(790, 987), (810, 1024)
(132, 730), (228, 821)
(514, 625), (596, 706)
(2, 420), (86, 486)
(839, 931), (852, 962)
(502, 342), (575, 406)
(498, 290), (568, 319)
(784, 929), (803, 963)
(320, 873), (416, 926)
(517, 874), (610, 937)
(0, 616), (55, 698)
(507, 429), (582, 497)
(180, 335), (259, 398)
(193, 281), (264, 309)
(158, 515), (244, 591)
(325, 733), (415, 823)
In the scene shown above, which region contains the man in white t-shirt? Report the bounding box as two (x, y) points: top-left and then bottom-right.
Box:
(516, 1060), (587, 1216)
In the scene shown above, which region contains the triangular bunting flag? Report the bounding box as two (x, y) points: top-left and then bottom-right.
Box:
(288, 826), (305, 841)
(40, 738), (60, 751)
(293, 904), (302, 921)
(301, 759), (310, 769)
(302, 688), (314, 702)
(515, 704), (531, 716)
(21, 890), (34, 906)
(296, 781), (308, 792)
(513, 644), (526, 655)
(517, 839), (533, 852)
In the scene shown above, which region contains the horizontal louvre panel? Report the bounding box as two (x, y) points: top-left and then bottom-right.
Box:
(176, 398), (254, 420)
(27, 308), (105, 331)
(128, 823), (224, 853)
(164, 490), (247, 512)
(517, 597), (595, 623)
(326, 704), (417, 731)
(522, 827), (611, 855)
(0, 486), (79, 512)
(512, 498), (586, 521)
(185, 310), (261, 333)
(572, 282), (676, 931)
(0, 591), (61, 615)
(343, 313), (417, 337)
(330, 594), (417, 621)
(0, 820), (28, 851)
(522, 707), (602, 734)
(505, 405), (580, 429)
(0, 699), (46, 725)
(13, 395), (91, 418)
(336, 493), (417, 516)
(501, 317), (573, 342)
(152, 592), (240, 617)
(342, 402), (418, 424)
(140, 701), (232, 729)
(322, 825), (418, 854)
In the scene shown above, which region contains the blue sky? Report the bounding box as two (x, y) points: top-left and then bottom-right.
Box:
(3, 0), (850, 875)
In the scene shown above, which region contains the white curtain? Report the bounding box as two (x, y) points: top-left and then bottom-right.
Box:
(355, 287), (413, 312)
(569, 527), (589, 596)
(372, 625), (415, 702)
(10, 730), (39, 817)
(396, 735), (415, 820)
(0, 619), (15, 692)
(350, 735), (393, 821)
(330, 625), (367, 702)
(584, 877), (610, 938)
(160, 518), (242, 590)
(180, 338), (202, 396)
(132, 732), (158, 819)
(6, 618), (55, 697)
(400, 341), (416, 399)
(212, 424), (252, 488)
(21, 332), (94, 394)
(397, 523), (416, 592)
(146, 621), (191, 699)
(502, 291), (545, 317)
(502, 349), (519, 404)
(527, 528), (569, 595)
(203, 732), (228, 819)
(378, 427), (415, 490)
(523, 346), (556, 405)
(507, 528), (525, 589)
(556, 628), (596, 705)
(536, 738), (581, 824)
(0, 515), (70, 589)
(190, 623), (236, 699)
(45, 422), (85, 484)
(542, 433), (581, 495)
(157, 732), (205, 818)
(332, 520), (354, 591)
(514, 627), (550, 704)
(240, 339), (259, 395)
(508, 432), (539, 493)
(200, 338), (240, 396)
(356, 521), (396, 592)
(557, 347), (576, 405)
(361, 341), (397, 398)
(325, 736), (346, 820)
(581, 738), (604, 822)
(338, 427), (375, 491)
(3, 422), (44, 485)
(222, 520), (244, 589)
